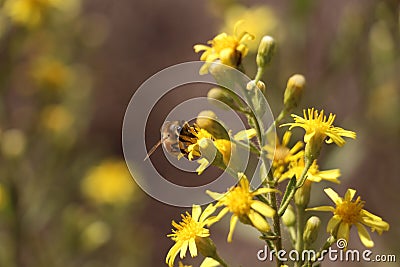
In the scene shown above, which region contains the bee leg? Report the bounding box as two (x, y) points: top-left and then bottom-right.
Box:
(171, 142), (181, 153)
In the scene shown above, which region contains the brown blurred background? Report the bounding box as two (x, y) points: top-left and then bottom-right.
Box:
(0, 0), (399, 266)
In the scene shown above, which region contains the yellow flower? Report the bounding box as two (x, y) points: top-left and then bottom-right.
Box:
(32, 58), (72, 90)
(307, 188), (389, 248)
(81, 159), (138, 205)
(207, 173), (277, 242)
(178, 262), (191, 267)
(221, 5), (278, 52)
(166, 204), (217, 267)
(41, 105), (74, 134)
(281, 108), (356, 160)
(4, 0), (60, 27)
(263, 131), (303, 177)
(279, 158), (341, 184)
(186, 128), (214, 160)
(178, 258), (220, 267)
(194, 21), (254, 74)
(0, 184), (8, 210)
(213, 139), (232, 166)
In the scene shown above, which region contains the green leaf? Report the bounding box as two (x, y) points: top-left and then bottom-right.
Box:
(278, 176), (296, 216)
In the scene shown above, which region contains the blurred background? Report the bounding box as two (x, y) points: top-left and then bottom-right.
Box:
(0, 0), (399, 266)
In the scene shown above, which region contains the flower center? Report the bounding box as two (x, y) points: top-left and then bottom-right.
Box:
(225, 187), (252, 215)
(274, 146), (290, 165)
(174, 213), (207, 241)
(335, 197), (364, 224)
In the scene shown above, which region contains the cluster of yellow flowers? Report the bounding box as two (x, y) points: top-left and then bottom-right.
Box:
(164, 21), (389, 267)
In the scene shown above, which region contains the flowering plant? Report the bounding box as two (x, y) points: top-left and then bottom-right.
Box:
(164, 21), (389, 267)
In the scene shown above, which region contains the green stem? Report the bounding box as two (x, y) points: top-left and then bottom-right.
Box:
(306, 236), (336, 266)
(266, 109), (287, 137)
(295, 205), (305, 267)
(278, 159), (312, 216)
(213, 253), (229, 267)
(254, 67), (264, 84)
(230, 137), (260, 156)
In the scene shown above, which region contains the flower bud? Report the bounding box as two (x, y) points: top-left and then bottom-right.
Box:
(304, 139), (322, 164)
(282, 205), (296, 227)
(196, 110), (229, 140)
(246, 80), (266, 92)
(303, 216), (321, 247)
(195, 236), (218, 259)
(198, 138), (225, 169)
(207, 88), (238, 111)
(284, 74), (305, 111)
(256, 36), (275, 69)
(294, 180), (311, 208)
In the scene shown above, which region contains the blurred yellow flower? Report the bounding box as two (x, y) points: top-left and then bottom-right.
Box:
(307, 188), (389, 248)
(279, 158), (341, 184)
(194, 21), (254, 74)
(81, 160), (137, 205)
(221, 5), (278, 51)
(263, 131), (303, 177)
(0, 184), (8, 210)
(32, 58), (72, 90)
(81, 220), (111, 250)
(4, 0), (62, 27)
(207, 173), (277, 242)
(41, 105), (74, 134)
(1, 129), (26, 158)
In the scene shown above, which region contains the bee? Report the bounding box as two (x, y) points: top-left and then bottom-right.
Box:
(144, 120), (200, 160)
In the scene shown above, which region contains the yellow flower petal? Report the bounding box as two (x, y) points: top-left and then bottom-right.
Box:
(250, 200), (275, 218)
(327, 214), (342, 233)
(306, 206), (335, 212)
(355, 223), (374, 248)
(188, 239), (197, 257)
(344, 189), (356, 201)
(200, 257), (220, 267)
(192, 205), (202, 221)
(337, 222), (350, 242)
(199, 204), (216, 223)
(180, 240), (189, 259)
(324, 188), (342, 204)
(227, 215), (239, 242)
(248, 210), (270, 233)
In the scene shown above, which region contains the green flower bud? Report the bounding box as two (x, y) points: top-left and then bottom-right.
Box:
(304, 140), (322, 164)
(207, 87), (238, 111)
(284, 74), (305, 111)
(198, 138), (225, 170)
(282, 205), (296, 227)
(303, 216), (321, 247)
(195, 236), (218, 259)
(246, 80), (266, 92)
(196, 110), (229, 140)
(294, 180), (311, 208)
(256, 36), (275, 69)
